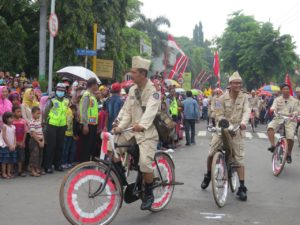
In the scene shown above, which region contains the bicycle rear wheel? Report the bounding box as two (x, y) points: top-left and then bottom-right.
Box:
(60, 161), (123, 225)
(272, 139), (288, 176)
(211, 152), (228, 208)
(150, 152), (175, 212)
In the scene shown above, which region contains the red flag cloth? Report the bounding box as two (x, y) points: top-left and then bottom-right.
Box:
(168, 55), (186, 79)
(178, 57), (189, 79)
(213, 51), (220, 87)
(167, 35), (185, 55)
(285, 73), (293, 96)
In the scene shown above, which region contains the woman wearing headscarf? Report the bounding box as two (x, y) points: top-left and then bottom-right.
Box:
(0, 86), (12, 128)
(8, 92), (21, 107)
(21, 88), (39, 123)
(21, 88), (39, 169)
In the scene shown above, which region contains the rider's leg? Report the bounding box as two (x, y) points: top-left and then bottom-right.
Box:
(286, 121), (297, 163)
(267, 119), (280, 152)
(287, 139), (294, 155)
(267, 128), (275, 146)
(139, 140), (156, 210)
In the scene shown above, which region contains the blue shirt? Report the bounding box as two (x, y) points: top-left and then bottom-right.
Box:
(182, 97), (199, 120)
(106, 95), (123, 131)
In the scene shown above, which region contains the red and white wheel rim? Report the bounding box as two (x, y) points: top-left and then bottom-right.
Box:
(66, 169), (117, 224)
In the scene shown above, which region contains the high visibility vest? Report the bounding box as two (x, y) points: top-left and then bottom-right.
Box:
(80, 90), (98, 125)
(48, 98), (69, 126)
(169, 98), (178, 116)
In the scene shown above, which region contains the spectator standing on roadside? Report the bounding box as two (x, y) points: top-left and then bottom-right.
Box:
(0, 86), (12, 129)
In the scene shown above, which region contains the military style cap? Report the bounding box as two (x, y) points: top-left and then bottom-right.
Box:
(229, 71), (242, 82)
(132, 56), (151, 71)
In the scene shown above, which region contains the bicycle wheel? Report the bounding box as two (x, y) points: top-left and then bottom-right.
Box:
(150, 152), (175, 212)
(211, 152), (228, 208)
(272, 139), (288, 176)
(229, 167), (238, 193)
(60, 161), (123, 225)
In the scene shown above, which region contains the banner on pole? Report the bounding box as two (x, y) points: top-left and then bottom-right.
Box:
(182, 72), (192, 90)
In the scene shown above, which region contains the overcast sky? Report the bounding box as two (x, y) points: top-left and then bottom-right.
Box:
(141, 0), (300, 53)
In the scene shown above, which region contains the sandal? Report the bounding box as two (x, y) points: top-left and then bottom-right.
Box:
(2, 174), (10, 179)
(18, 172), (27, 177)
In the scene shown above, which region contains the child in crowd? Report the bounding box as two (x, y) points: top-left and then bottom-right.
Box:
(28, 106), (44, 177)
(62, 105), (78, 168)
(0, 112), (17, 179)
(12, 105), (27, 177)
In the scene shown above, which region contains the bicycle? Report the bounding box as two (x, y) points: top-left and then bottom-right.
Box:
(207, 119), (240, 208)
(59, 128), (183, 225)
(272, 113), (294, 176)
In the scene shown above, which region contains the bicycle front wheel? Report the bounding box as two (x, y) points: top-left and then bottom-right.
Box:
(211, 151), (228, 208)
(272, 139), (288, 176)
(150, 152), (175, 212)
(229, 167), (238, 193)
(60, 161), (123, 225)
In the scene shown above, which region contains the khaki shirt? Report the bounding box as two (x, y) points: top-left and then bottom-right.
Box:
(211, 95), (223, 119)
(248, 96), (259, 109)
(271, 96), (298, 115)
(218, 91), (250, 126)
(119, 79), (161, 143)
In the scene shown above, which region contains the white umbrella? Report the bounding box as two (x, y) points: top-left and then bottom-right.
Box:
(175, 88), (185, 93)
(56, 66), (101, 84)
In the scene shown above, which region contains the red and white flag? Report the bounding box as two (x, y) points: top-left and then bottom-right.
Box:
(167, 35), (185, 56)
(213, 51), (220, 87)
(285, 73), (293, 96)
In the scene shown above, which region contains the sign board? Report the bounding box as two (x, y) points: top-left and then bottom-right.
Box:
(76, 49), (97, 56)
(140, 37), (152, 57)
(48, 13), (59, 37)
(96, 59), (114, 79)
(182, 72), (192, 90)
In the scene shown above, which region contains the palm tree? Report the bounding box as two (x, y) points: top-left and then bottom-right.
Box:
(39, 0), (47, 80)
(132, 15), (170, 56)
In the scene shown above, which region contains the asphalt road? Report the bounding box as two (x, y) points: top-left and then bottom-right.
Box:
(1, 122), (300, 225)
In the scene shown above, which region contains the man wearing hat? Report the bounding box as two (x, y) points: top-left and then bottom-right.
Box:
(295, 87), (300, 146)
(267, 84), (299, 163)
(112, 56), (161, 210)
(248, 89), (259, 127)
(201, 71), (250, 201)
(44, 83), (69, 173)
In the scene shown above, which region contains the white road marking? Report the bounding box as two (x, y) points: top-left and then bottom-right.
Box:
(198, 131), (207, 136)
(200, 212), (226, 220)
(245, 132), (253, 139)
(257, 132), (268, 139)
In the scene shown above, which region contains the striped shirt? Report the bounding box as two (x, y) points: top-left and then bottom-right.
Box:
(29, 119), (43, 139)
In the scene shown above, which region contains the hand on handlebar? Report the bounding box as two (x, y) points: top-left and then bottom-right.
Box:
(132, 124), (145, 132)
(240, 123), (247, 130)
(112, 127), (123, 134)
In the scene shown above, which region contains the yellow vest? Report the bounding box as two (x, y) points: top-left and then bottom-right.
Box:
(170, 98), (178, 116)
(48, 98), (69, 126)
(79, 90), (98, 125)
(65, 108), (74, 136)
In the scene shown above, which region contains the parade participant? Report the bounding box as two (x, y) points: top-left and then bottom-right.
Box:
(201, 71), (250, 201)
(112, 56), (161, 210)
(248, 89), (259, 126)
(43, 83), (69, 173)
(267, 84), (299, 163)
(79, 78), (99, 162)
(210, 88), (223, 127)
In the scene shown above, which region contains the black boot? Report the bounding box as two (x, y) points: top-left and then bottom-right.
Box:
(201, 173), (211, 190)
(236, 186), (248, 201)
(141, 182), (154, 210)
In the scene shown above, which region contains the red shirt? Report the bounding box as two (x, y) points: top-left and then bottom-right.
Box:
(13, 118), (28, 142)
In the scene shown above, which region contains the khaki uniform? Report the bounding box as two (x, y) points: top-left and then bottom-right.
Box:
(210, 95), (223, 120)
(248, 96), (259, 118)
(109, 80), (161, 173)
(267, 96), (298, 140)
(209, 91), (250, 166)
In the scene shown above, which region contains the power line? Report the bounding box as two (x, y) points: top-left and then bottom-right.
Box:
(274, 1), (300, 25)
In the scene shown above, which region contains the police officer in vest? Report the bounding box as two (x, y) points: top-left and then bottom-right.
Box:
(79, 78), (99, 162)
(44, 83), (69, 173)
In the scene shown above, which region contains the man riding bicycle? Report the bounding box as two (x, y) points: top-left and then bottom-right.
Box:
(110, 56), (161, 210)
(201, 71), (250, 201)
(267, 84), (299, 163)
(248, 89), (259, 126)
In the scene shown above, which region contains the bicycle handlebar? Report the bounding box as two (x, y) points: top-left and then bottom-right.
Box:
(207, 125), (240, 133)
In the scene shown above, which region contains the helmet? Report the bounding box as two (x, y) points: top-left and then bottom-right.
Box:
(56, 83), (66, 91)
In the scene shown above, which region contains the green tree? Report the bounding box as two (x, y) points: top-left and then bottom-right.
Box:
(193, 21), (204, 47)
(217, 11), (299, 89)
(132, 15), (170, 57)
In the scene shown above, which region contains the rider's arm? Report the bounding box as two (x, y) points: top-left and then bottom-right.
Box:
(118, 95), (132, 130)
(241, 96), (251, 126)
(270, 97), (277, 114)
(139, 91), (161, 130)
